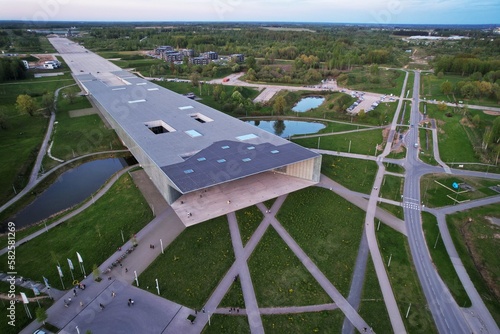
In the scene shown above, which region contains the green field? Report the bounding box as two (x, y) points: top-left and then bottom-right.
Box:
(447, 205), (500, 324)
(249, 227), (332, 307)
(321, 155), (378, 194)
(376, 225), (438, 334)
(418, 128), (438, 165)
(138, 215), (234, 309)
(277, 187), (365, 296)
(294, 128), (383, 156)
(339, 68), (406, 96)
(262, 310), (344, 333)
(421, 175), (499, 208)
(235, 206), (263, 247)
(0, 174), (153, 289)
(202, 314), (250, 333)
(380, 174), (404, 203)
(49, 87), (123, 163)
(358, 258), (392, 333)
(0, 75), (78, 204)
(421, 212), (471, 307)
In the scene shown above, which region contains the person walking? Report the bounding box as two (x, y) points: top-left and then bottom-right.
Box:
(73, 289), (77, 297)
(99, 303), (105, 310)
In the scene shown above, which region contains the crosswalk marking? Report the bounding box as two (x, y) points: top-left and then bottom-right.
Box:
(403, 202), (421, 211)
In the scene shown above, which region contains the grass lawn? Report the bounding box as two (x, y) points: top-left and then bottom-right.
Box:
(0, 174), (153, 289)
(358, 257), (392, 333)
(202, 314), (250, 333)
(277, 187), (365, 296)
(384, 162), (405, 174)
(340, 68), (406, 96)
(418, 128), (438, 166)
(109, 58), (165, 77)
(321, 155), (378, 194)
(0, 75), (78, 205)
(235, 206), (263, 247)
(376, 226), (438, 334)
(0, 281), (55, 334)
(380, 174), (404, 203)
(421, 212), (471, 307)
(219, 280), (245, 309)
(447, 205), (500, 324)
(405, 71), (415, 99)
(421, 174), (500, 208)
(378, 203), (404, 221)
(49, 88), (124, 161)
(249, 227), (332, 307)
(262, 310), (344, 333)
(138, 215), (234, 309)
(293, 128), (383, 156)
(0, 114), (48, 205)
(423, 102), (500, 166)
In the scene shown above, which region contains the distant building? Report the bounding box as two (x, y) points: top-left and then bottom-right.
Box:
(190, 56), (210, 65)
(155, 45), (174, 55)
(163, 51), (183, 62)
(202, 51), (218, 60)
(182, 49), (195, 57)
(231, 54), (245, 63)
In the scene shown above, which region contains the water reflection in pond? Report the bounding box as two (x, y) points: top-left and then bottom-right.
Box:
(292, 96), (326, 112)
(10, 158), (129, 229)
(247, 120), (325, 137)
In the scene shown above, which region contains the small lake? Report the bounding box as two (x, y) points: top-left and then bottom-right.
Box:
(292, 96), (325, 112)
(247, 120), (326, 138)
(11, 158), (128, 229)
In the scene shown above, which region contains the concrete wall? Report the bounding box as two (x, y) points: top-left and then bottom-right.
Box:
(283, 155), (322, 182)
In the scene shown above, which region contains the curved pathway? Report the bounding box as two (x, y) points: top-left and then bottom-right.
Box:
(28, 84), (76, 185)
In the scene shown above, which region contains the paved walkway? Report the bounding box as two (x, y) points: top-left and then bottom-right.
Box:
(342, 227), (369, 334)
(20, 170), (186, 334)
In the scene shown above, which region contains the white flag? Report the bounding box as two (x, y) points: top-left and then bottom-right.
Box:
(67, 258), (74, 270)
(76, 252), (83, 263)
(57, 265), (64, 278)
(20, 292), (29, 304)
(43, 276), (49, 288)
(32, 286), (40, 296)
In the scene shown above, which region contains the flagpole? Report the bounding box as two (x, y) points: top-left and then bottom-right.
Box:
(57, 266), (65, 289)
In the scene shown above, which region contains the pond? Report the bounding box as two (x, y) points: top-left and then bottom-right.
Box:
(292, 96), (326, 112)
(247, 120), (326, 138)
(10, 158), (129, 229)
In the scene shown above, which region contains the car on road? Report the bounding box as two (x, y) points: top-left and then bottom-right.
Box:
(414, 143), (418, 148)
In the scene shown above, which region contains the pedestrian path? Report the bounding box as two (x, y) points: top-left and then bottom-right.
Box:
(215, 303), (338, 315)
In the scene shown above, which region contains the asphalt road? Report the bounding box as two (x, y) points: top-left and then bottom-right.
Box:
(403, 71), (470, 334)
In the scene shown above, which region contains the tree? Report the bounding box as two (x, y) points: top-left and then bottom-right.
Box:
(189, 72), (200, 87)
(42, 93), (54, 113)
(472, 114), (480, 126)
(92, 264), (101, 281)
(437, 102), (448, 112)
(245, 56), (257, 70)
(0, 111), (9, 130)
(492, 117), (500, 144)
(67, 90), (76, 104)
(441, 81), (453, 95)
(36, 307), (48, 325)
(15, 94), (37, 116)
(273, 120), (286, 136)
(231, 91), (244, 104)
(461, 82), (479, 99)
(273, 95), (286, 115)
(358, 109), (366, 120)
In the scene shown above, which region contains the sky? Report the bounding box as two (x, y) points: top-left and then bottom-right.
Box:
(2, 0), (499, 25)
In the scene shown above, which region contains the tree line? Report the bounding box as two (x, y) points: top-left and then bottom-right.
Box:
(0, 58), (27, 82)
